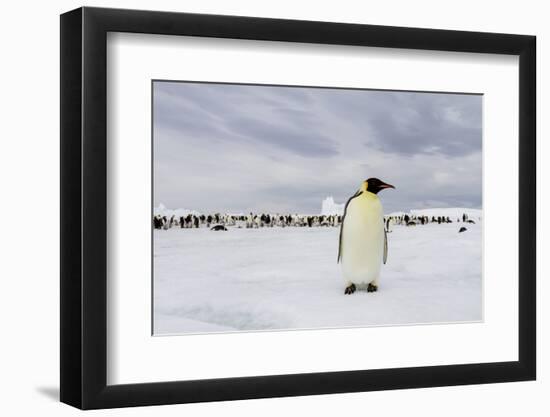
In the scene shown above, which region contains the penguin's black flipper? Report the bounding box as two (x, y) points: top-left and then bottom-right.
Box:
(383, 229), (388, 265)
(338, 190), (363, 263)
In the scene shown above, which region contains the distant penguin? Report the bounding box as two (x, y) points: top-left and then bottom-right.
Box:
(153, 215), (161, 229)
(459, 227), (467, 233)
(385, 216), (392, 232)
(210, 225), (227, 231)
(338, 178), (395, 295)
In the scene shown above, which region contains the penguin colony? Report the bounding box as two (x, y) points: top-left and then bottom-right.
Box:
(153, 212), (343, 230)
(153, 209), (475, 231)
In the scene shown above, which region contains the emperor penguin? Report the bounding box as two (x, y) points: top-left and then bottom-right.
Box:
(338, 178), (395, 295)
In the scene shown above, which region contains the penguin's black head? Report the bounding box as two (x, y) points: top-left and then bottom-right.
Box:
(364, 178), (395, 194)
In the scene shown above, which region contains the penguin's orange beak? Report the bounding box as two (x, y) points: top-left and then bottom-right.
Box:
(379, 182), (395, 190)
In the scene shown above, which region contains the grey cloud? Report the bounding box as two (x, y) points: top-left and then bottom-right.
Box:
(153, 81), (482, 213)
(154, 81), (338, 157)
(364, 93), (482, 156)
(225, 116), (338, 157)
(302, 88), (482, 157)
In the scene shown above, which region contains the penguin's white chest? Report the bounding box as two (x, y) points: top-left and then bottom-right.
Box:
(340, 194), (384, 285)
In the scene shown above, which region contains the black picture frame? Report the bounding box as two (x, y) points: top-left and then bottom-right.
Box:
(60, 6), (536, 410)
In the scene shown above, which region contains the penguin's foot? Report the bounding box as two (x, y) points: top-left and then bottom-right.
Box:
(344, 283), (356, 295)
(367, 283), (378, 293)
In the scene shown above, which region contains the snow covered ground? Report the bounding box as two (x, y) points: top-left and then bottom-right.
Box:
(154, 222), (482, 335)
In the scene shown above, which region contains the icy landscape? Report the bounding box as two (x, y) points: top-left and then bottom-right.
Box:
(151, 82), (483, 335)
(153, 206), (482, 335)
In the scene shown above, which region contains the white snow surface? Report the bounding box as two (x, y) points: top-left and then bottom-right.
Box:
(321, 196), (345, 215)
(154, 221), (482, 335)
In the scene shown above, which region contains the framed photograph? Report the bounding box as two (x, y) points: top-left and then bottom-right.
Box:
(60, 7), (536, 409)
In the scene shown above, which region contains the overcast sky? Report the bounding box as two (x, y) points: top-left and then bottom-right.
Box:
(153, 81), (482, 214)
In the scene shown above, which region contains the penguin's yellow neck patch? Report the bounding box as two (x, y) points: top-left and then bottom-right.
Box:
(359, 181), (378, 198)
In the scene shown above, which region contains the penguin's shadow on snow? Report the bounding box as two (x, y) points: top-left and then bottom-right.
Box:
(35, 386), (59, 401)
